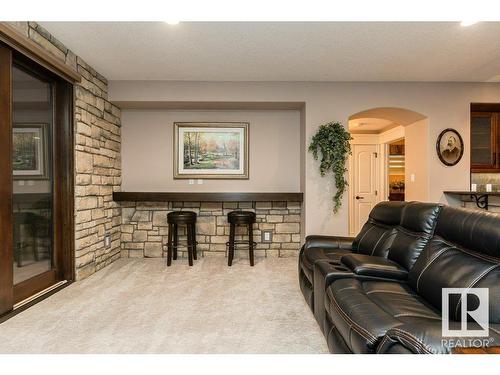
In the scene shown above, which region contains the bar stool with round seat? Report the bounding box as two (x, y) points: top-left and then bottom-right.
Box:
(166, 211), (197, 266)
(226, 210), (257, 266)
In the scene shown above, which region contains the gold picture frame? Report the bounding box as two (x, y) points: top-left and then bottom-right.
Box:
(174, 122), (249, 179)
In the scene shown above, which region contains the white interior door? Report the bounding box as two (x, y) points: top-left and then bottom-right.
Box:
(353, 144), (379, 234)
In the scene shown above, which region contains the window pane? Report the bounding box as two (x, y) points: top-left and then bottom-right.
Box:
(12, 66), (53, 285)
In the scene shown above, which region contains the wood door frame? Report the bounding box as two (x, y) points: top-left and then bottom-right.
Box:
(0, 23), (80, 83)
(53, 78), (75, 282)
(0, 45), (74, 316)
(0, 44), (13, 315)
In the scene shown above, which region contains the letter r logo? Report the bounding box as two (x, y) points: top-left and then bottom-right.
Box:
(442, 288), (489, 337)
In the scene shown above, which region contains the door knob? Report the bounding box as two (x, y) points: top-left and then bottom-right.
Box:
(355, 196), (364, 200)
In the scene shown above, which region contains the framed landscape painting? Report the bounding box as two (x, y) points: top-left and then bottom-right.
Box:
(174, 122), (249, 179)
(12, 123), (49, 179)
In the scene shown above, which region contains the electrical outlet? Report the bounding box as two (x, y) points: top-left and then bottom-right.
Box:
(197, 179), (203, 185)
(104, 233), (111, 248)
(189, 179), (194, 185)
(261, 230), (273, 243)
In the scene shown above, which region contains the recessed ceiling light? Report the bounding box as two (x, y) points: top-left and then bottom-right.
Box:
(165, 20), (180, 25)
(460, 21), (479, 27)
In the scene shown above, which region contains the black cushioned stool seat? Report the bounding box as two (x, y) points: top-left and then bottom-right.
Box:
(167, 211), (197, 266)
(227, 211), (256, 266)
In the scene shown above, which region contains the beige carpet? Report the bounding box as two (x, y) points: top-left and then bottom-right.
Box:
(0, 257), (328, 354)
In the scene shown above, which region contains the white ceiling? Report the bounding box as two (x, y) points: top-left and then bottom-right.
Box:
(348, 117), (396, 133)
(348, 107), (428, 133)
(350, 107), (427, 124)
(39, 22), (500, 82)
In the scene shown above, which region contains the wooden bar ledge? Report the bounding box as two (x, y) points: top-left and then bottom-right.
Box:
(113, 192), (303, 202)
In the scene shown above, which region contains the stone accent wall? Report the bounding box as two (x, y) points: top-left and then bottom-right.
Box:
(120, 201), (302, 259)
(8, 22), (122, 280)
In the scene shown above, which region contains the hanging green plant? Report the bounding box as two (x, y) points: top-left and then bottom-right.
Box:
(309, 121), (352, 213)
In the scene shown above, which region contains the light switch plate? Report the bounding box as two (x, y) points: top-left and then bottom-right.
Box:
(104, 233), (111, 248)
(261, 230), (273, 243)
(197, 179), (203, 185)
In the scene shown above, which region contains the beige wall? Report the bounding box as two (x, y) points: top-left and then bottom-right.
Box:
(121, 110), (301, 192)
(110, 81), (500, 236)
(404, 119), (429, 201)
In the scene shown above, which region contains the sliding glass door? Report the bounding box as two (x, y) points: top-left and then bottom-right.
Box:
(0, 44), (74, 316)
(12, 62), (57, 301)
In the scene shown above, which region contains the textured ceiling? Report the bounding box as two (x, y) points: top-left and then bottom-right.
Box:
(39, 22), (500, 82)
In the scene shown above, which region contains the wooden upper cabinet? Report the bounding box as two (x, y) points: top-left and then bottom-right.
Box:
(471, 111), (499, 172)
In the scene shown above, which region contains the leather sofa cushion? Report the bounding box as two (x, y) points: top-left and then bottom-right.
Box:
(400, 201), (442, 234)
(369, 201), (407, 226)
(351, 224), (398, 258)
(435, 206), (500, 259)
(301, 246), (351, 282)
(299, 202), (406, 284)
(325, 279), (440, 353)
(378, 321), (500, 354)
(408, 236), (500, 323)
(325, 323), (352, 353)
(302, 235), (354, 253)
(352, 202), (406, 257)
(299, 270), (314, 310)
(341, 254), (408, 280)
(387, 202), (442, 270)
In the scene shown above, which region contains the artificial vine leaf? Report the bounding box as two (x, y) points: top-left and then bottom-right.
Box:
(309, 122), (352, 213)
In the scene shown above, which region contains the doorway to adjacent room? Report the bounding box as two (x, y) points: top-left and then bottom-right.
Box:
(347, 107), (428, 236)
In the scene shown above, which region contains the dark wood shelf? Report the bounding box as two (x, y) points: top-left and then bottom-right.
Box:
(113, 191), (303, 202)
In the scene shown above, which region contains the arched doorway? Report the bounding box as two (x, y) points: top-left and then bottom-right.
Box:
(347, 107), (428, 235)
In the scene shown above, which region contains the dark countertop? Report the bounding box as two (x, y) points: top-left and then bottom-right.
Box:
(113, 191), (304, 202)
(444, 191), (500, 195)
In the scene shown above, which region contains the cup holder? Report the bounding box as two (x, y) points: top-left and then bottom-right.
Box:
(334, 266), (349, 272)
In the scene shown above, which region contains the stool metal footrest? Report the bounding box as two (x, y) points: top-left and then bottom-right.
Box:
(226, 241), (257, 267)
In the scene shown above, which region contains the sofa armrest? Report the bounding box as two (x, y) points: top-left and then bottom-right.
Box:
(304, 235), (354, 252)
(377, 322), (500, 354)
(341, 254), (408, 280)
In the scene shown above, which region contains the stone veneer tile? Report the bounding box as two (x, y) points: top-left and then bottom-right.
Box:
(120, 201), (302, 259)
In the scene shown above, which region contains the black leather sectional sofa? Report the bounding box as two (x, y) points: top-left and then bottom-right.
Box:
(299, 201), (500, 354)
